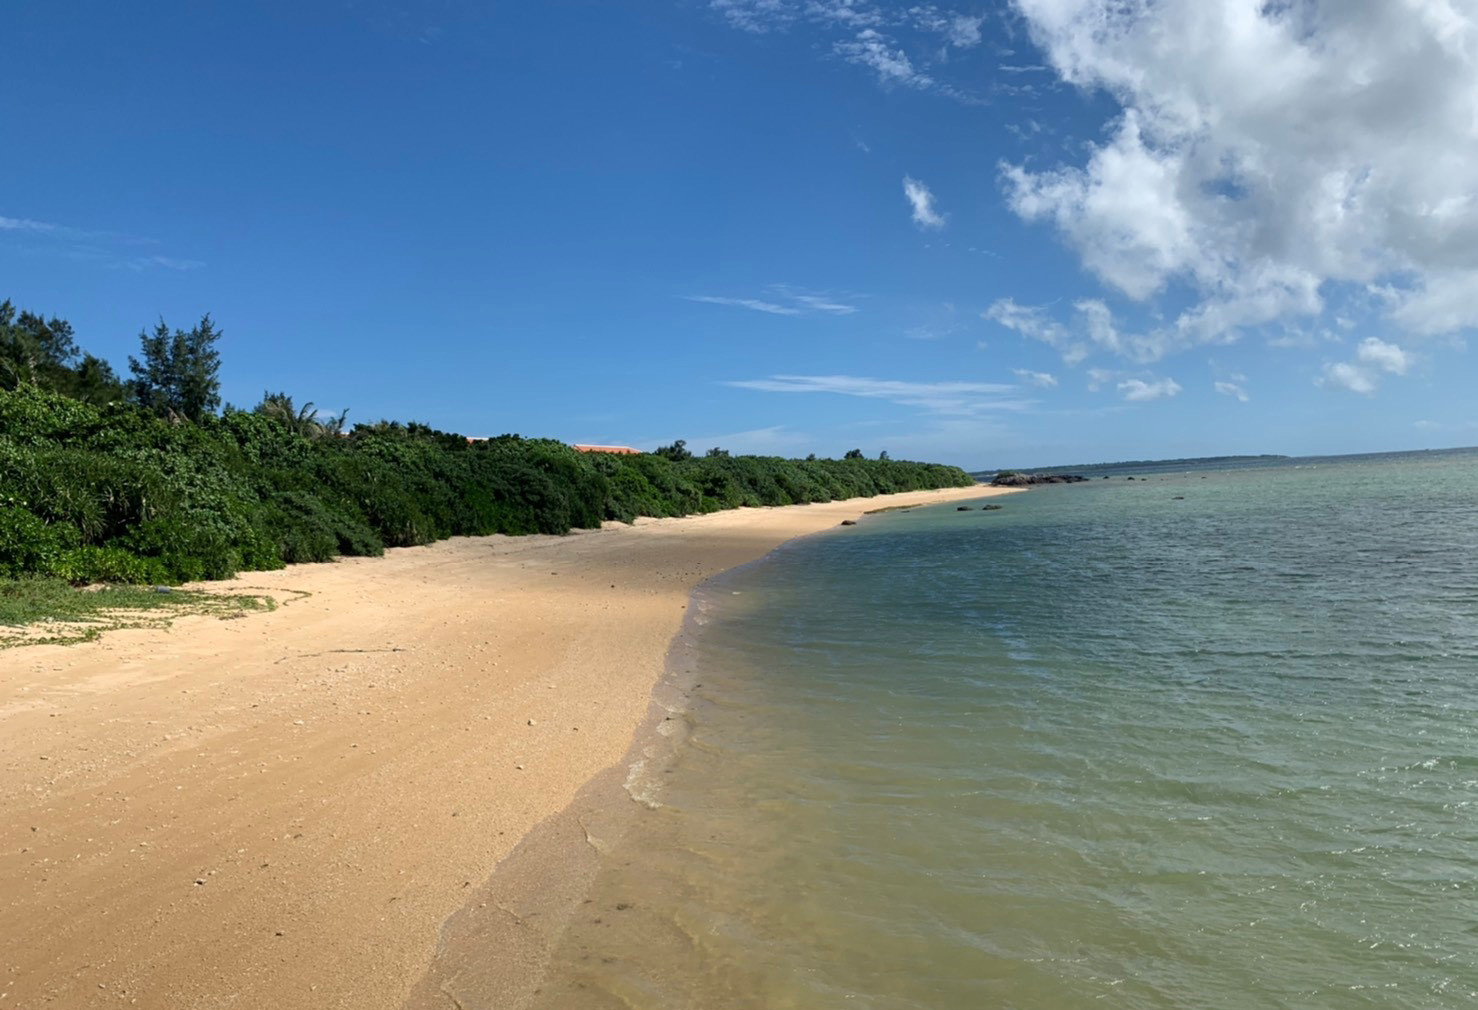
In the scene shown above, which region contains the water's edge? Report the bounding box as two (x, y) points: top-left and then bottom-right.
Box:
(399, 523), (862, 1009)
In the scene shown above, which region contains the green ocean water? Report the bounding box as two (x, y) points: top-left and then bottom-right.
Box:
(531, 450), (1478, 1009)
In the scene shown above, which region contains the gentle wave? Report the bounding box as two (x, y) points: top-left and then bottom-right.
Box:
(531, 450), (1478, 1009)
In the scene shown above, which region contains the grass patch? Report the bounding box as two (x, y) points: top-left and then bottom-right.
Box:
(0, 577), (277, 648)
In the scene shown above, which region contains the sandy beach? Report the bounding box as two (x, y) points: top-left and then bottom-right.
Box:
(0, 485), (1012, 1010)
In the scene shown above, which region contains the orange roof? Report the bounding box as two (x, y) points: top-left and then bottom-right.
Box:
(573, 444), (641, 455)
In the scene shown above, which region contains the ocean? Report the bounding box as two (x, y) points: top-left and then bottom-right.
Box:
(527, 448), (1478, 1009)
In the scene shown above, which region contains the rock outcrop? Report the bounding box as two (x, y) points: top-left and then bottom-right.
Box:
(989, 472), (1088, 487)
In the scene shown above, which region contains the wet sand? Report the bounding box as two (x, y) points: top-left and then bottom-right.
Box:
(0, 485), (1013, 1010)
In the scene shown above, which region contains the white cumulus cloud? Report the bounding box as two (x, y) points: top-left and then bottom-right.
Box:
(903, 176), (946, 229)
(1319, 336), (1411, 394)
(1355, 335), (1410, 375)
(1213, 380), (1249, 402)
(1117, 376), (1182, 402)
(1000, 0), (1478, 357)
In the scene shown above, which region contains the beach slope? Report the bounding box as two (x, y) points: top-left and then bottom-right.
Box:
(0, 486), (1010, 1010)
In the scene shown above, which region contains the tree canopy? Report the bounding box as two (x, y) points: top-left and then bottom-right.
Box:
(0, 296), (976, 586)
(0, 300), (126, 405)
(129, 314), (222, 421)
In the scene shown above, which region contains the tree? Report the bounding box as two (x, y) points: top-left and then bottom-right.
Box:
(705, 446), (730, 458)
(878, 450), (890, 461)
(129, 314), (222, 421)
(66, 354), (127, 406)
(0, 299), (127, 404)
(805, 453), (817, 461)
(844, 448), (864, 460)
(0, 300), (76, 390)
(654, 439), (692, 462)
(254, 390), (348, 439)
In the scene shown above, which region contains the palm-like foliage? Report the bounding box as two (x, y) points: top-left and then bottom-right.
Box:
(254, 391), (348, 439)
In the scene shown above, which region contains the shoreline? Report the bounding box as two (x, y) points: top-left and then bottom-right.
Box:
(0, 485), (1016, 1010)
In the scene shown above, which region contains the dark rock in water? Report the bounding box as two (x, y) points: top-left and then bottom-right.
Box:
(1172, 496), (1185, 500)
(989, 472), (1089, 487)
(1126, 476), (1136, 480)
(956, 506), (974, 511)
(982, 504), (1003, 511)
(839, 519), (858, 526)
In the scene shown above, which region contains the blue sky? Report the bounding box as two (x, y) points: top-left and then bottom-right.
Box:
(5, 0), (1477, 468)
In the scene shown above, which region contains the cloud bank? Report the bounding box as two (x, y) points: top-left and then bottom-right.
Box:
(996, 0), (1478, 364)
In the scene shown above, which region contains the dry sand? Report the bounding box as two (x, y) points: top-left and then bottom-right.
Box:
(0, 485), (1014, 1009)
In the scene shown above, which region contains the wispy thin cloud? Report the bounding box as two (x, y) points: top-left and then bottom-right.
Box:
(789, 293), (858, 315)
(836, 29), (932, 89)
(903, 176), (945, 230)
(1013, 368), (1058, 388)
(1213, 380), (1249, 402)
(1, 211), (202, 271)
(986, 298), (1087, 365)
(707, 1), (988, 103)
(119, 254), (205, 273)
(0, 216), (57, 234)
(686, 295), (802, 316)
(728, 373), (1032, 416)
(686, 286), (859, 317)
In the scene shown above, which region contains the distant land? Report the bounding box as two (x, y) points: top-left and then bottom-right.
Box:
(970, 454), (1290, 479)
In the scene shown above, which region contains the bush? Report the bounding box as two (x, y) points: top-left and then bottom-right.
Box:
(0, 505), (81, 579)
(0, 383), (975, 584)
(58, 546), (171, 585)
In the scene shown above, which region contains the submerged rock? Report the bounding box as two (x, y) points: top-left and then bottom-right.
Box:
(839, 519), (858, 526)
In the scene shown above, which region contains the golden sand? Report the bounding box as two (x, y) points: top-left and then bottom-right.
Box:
(0, 486), (1015, 1009)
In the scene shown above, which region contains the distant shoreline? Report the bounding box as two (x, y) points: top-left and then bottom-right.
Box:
(0, 484), (1015, 1010)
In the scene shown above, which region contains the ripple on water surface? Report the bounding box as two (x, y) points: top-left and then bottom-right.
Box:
(527, 451), (1478, 1010)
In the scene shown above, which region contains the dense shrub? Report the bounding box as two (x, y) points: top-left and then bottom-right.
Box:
(0, 504), (81, 578)
(0, 385), (974, 585)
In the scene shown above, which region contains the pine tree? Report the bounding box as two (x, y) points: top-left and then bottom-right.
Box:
(129, 314), (222, 421)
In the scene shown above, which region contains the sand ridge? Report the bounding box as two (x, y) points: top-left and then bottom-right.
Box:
(0, 485), (1014, 1009)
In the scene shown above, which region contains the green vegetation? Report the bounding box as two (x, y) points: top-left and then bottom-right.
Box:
(0, 298), (975, 590)
(0, 577), (274, 648)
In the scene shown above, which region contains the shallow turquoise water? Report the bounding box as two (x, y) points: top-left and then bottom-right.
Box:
(532, 450), (1478, 1009)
